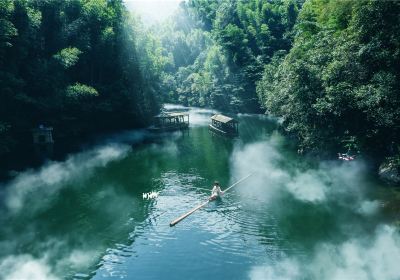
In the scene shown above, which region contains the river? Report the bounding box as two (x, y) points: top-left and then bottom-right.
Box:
(0, 105), (399, 280)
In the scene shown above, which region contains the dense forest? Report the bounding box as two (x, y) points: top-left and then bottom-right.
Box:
(1, 0), (399, 179)
(156, 0), (302, 112)
(0, 0), (163, 159)
(257, 0), (400, 164)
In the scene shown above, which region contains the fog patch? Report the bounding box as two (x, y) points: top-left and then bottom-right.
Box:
(321, 161), (367, 199)
(4, 144), (131, 213)
(237, 113), (277, 121)
(230, 139), (370, 206)
(0, 246), (99, 280)
(149, 133), (180, 155)
(356, 200), (380, 216)
(0, 186), (119, 279)
(40, 239), (100, 276)
(163, 104), (188, 111)
(249, 225), (400, 280)
(0, 255), (60, 280)
(150, 141), (178, 155)
(230, 140), (288, 203)
(286, 171), (327, 202)
(188, 107), (218, 127)
(249, 259), (300, 280)
(58, 249), (99, 272)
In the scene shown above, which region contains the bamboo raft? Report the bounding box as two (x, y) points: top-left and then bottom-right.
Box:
(169, 173), (253, 227)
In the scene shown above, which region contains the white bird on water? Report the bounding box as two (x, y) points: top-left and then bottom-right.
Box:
(142, 191), (159, 200)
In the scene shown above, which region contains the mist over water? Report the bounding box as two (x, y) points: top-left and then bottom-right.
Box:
(249, 225), (400, 280)
(231, 138), (371, 208)
(0, 143), (135, 280)
(5, 144), (131, 213)
(0, 107), (398, 280)
(230, 134), (400, 280)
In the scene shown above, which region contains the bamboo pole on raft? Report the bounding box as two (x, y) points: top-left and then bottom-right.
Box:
(169, 173), (254, 227)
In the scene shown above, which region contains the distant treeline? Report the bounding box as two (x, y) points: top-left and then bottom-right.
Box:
(156, 0), (302, 113)
(0, 0), (162, 156)
(157, 0), (400, 169)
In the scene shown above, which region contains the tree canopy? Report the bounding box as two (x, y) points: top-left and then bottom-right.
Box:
(1, 0), (399, 174)
(0, 0), (162, 157)
(156, 0), (302, 113)
(257, 0), (400, 161)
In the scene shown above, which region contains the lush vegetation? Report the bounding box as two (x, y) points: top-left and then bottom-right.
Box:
(0, 0), (162, 157)
(257, 0), (400, 162)
(1, 0), (399, 177)
(156, 0), (302, 112)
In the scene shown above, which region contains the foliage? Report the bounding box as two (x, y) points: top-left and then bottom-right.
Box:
(53, 47), (82, 68)
(257, 0), (400, 163)
(2, 0), (399, 174)
(156, 0), (302, 112)
(66, 82), (98, 99)
(0, 0), (17, 49)
(0, 0), (162, 157)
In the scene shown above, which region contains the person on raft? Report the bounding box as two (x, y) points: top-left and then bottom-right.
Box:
(210, 181), (224, 200)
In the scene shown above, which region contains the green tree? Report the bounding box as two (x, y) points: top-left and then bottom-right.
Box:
(0, 0), (163, 158)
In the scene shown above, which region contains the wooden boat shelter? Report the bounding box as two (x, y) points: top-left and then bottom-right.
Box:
(209, 114), (238, 136)
(150, 112), (189, 131)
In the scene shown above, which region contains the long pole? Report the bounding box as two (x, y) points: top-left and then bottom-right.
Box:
(169, 200), (210, 227)
(222, 173), (253, 193)
(169, 173), (254, 227)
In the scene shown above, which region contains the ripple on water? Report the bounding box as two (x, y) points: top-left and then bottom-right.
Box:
(93, 172), (289, 279)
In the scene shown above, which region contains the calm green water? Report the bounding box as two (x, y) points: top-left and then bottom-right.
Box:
(1, 106), (400, 280)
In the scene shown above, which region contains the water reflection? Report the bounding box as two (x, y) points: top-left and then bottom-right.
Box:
(0, 107), (398, 280)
